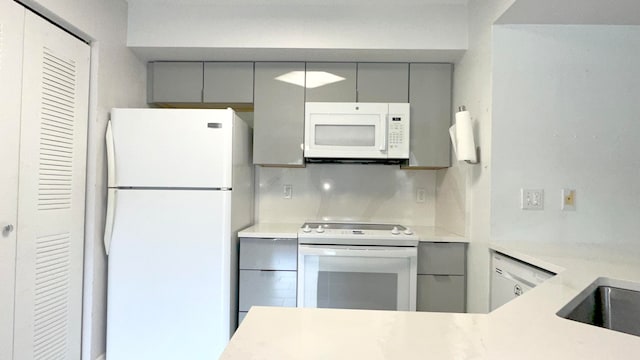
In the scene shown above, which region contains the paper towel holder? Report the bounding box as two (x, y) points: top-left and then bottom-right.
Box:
(450, 105), (480, 165)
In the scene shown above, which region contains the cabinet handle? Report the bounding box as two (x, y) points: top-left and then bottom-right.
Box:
(2, 224), (14, 235)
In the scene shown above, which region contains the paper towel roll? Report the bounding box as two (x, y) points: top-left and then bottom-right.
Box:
(455, 109), (477, 163)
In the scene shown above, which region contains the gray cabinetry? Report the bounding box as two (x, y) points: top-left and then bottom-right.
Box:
(356, 63), (409, 102)
(253, 62), (306, 165)
(407, 63), (453, 168)
(147, 62), (204, 103)
(305, 62), (357, 102)
(147, 61), (255, 106)
(203, 62), (254, 104)
(417, 242), (466, 313)
(238, 237), (297, 326)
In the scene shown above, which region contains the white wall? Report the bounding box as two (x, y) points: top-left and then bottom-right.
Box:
(491, 25), (640, 251)
(125, 0), (467, 61)
(20, 1), (147, 359)
(436, 0), (515, 313)
(256, 164), (436, 226)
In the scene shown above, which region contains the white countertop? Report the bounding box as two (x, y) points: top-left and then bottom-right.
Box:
(221, 241), (640, 359)
(237, 223), (467, 243)
(237, 223), (300, 239)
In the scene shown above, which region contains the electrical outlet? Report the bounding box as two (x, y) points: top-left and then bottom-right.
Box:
(561, 188), (576, 211)
(283, 184), (293, 199)
(416, 188), (426, 203)
(521, 189), (544, 210)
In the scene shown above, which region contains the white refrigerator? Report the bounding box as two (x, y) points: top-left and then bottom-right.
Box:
(104, 108), (253, 359)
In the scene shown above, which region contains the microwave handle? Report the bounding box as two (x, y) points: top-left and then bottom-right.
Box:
(379, 115), (388, 151)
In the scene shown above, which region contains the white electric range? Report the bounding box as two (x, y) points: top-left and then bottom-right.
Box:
(297, 222), (418, 311)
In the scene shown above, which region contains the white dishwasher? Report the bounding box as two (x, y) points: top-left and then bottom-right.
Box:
(490, 251), (555, 311)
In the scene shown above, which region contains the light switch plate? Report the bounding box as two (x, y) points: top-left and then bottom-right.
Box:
(521, 189), (544, 210)
(416, 188), (426, 203)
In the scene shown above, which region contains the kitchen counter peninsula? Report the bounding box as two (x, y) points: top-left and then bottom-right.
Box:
(222, 240), (640, 359)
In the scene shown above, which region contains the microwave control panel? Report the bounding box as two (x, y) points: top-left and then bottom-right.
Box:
(387, 103), (410, 158)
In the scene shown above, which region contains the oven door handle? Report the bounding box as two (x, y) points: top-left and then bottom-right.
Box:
(298, 244), (417, 258)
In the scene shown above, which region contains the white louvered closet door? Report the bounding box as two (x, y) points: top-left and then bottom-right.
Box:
(0, 1), (25, 360)
(13, 10), (90, 360)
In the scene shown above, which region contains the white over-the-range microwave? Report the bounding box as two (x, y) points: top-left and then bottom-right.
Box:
(304, 102), (410, 162)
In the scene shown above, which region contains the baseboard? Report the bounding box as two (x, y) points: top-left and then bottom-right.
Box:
(96, 353), (106, 360)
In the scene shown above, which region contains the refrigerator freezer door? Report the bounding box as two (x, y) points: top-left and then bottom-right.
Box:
(109, 108), (233, 188)
(106, 189), (232, 359)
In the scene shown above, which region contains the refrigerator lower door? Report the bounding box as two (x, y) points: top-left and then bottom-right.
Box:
(106, 189), (231, 360)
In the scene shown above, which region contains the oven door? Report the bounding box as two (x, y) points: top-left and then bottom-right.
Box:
(297, 244), (417, 311)
(304, 102), (389, 159)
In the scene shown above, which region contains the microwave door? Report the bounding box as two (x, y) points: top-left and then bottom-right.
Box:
(305, 110), (387, 159)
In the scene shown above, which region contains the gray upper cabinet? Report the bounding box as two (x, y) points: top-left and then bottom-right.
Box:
(305, 62), (357, 102)
(253, 62), (306, 166)
(407, 63), (453, 168)
(147, 62), (203, 103)
(356, 63), (409, 103)
(203, 62), (254, 104)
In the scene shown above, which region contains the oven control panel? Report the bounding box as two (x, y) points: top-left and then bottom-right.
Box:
(298, 222), (419, 246)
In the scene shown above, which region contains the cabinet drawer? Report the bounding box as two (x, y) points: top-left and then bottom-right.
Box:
(418, 242), (466, 275)
(238, 270), (297, 311)
(239, 238), (297, 270)
(417, 275), (465, 313)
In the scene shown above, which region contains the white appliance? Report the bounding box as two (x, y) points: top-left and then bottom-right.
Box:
(490, 251), (554, 311)
(104, 108), (253, 360)
(297, 223), (418, 311)
(304, 102), (410, 161)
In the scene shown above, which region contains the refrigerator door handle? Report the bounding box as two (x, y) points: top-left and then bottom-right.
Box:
(106, 120), (116, 188)
(104, 189), (117, 255)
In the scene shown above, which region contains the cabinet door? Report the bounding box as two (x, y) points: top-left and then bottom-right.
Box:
(305, 62), (357, 102)
(13, 11), (90, 360)
(253, 62), (305, 165)
(418, 242), (466, 275)
(147, 61), (203, 103)
(0, 2), (25, 358)
(238, 270), (297, 311)
(356, 63), (409, 102)
(203, 62), (254, 104)
(417, 275), (465, 312)
(408, 63), (453, 168)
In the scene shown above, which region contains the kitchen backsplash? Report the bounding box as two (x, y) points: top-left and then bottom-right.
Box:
(255, 164), (436, 226)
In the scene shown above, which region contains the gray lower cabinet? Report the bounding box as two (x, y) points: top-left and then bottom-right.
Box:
(238, 237), (297, 326)
(417, 242), (466, 313)
(305, 62), (357, 102)
(356, 63), (409, 102)
(147, 62), (204, 103)
(203, 62), (254, 104)
(407, 63), (453, 168)
(417, 275), (465, 312)
(253, 62), (306, 165)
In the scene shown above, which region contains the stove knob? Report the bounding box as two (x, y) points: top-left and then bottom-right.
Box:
(302, 225), (311, 233)
(316, 226), (325, 233)
(391, 226), (400, 235)
(403, 228), (413, 235)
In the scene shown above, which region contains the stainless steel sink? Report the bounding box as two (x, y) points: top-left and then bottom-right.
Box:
(557, 278), (640, 337)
